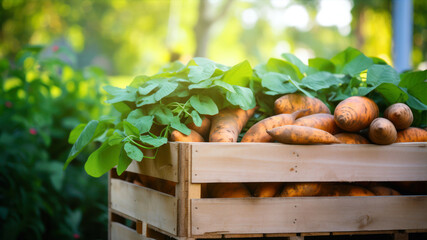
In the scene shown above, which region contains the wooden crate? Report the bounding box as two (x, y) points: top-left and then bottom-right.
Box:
(109, 142), (427, 240)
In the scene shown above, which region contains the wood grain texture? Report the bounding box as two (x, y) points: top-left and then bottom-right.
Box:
(111, 222), (154, 240)
(191, 196), (427, 235)
(191, 143), (427, 183)
(126, 143), (179, 182)
(110, 179), (177, 235)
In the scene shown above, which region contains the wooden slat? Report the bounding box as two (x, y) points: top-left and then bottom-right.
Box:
(191, 143), (427, 183)
(111, 222), (154, 240)
(110, 179), (177, 235)
(126, 143), (179, 182)
(191, 196), (427, 235)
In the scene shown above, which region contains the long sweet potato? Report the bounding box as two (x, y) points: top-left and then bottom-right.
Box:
(267, 125), (341, 144)
(187, 117), (211, 139)
(274, 93), (330, 117)
(369, 186), (400, 196)
(395, 127), (427, 142)
(209, 107), (257, 142)
(321, 184), (375, 196)
(368, 118), (397, 145)
(334, 133), (370, 144)
(250, 183), (283, 198)
(384, 103), (413, 130)
(241, 109), (308, 142)
(208, 183), (251, 198)
(170, 130), (204, 142)
(280, 183), (323, 197)
(294, 113), (341, 134)
(334, 96), (379, 132)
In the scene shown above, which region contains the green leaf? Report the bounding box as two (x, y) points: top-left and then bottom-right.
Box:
(190, 110), (202, 127)
(117, 146), (132, 176)
(139, 135), (168, 147)
(213, 79), (235, 92)
(104, 86), (137, 104)
(171, 117), (191, 135)
(124, 142), (143, 162)
(188, 64), (216, 83)
(112, 102), (132, 115)
(136, 94), (156, 107)
(222, 60), (253, 87)
(126, 109), (154, 133)
(123, 121), (139, 136)
(108, 131), (124, 146)
(226, 86), (256, 110)
(342, 54), (373, 76)
(193, 57), (229, 71)
(301, 72), (343, 91)
(308, 58), (335, 72)
(288, 78), (315, 98)
(130, 75), (151, 88)
(150, 105), (174, 125)
(261, 72), (297, 94)
(189, 95), (219, 115)
(367, 64), (400, 86)
(265, 58), (301, 81)
(84, 142), (121, 177)
(159, 60), (186, 73)
(153, 81), (178, 101)
(331, 47), (363, 73)
(399, 70), (427, 103)
(138, 82), (159, 95)
(68, 123), (86, 144)
(189, 78), (213, 89)
(65, 120), (99, 169)
(374, 83), (408, 104)
(406, 94), (427, 111)
(282, 53), (315, 74)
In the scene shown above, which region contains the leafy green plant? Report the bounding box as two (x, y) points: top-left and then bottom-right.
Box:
(66, 58), (257, 177)
(0, 45), (109, 240)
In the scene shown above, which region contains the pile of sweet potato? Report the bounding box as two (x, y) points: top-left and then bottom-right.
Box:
(171, 93), (427, 145)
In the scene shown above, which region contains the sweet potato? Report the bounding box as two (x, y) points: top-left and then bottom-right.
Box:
(274, 93), (330, 117)
(187, 117), (211, 139)
(280, 183), (323, 197)
(170, 130), (204, 142)
(369, 186), (400, 196)
(321, 184), (375, 196)
(267, 125), (341, 144)
(294, 113), (341, 134)
(209, 107), (257, 142)
(241, 109), (308, 142)
(334, 133), (370, 144)
(395, 127), (427, 142)
(251, 183), (283, 198)
(368, 118), (397, 145)
(208, 183), (251, 198)
(384, 103), (413, 130)
(334, 96), (379, 132)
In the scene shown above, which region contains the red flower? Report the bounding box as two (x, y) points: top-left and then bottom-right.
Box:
(5, 101), (13, 108)
(29, 128), (37, 135)
(52, 45), (59, 52)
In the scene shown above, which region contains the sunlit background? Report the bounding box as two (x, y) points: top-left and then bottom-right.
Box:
(1, 0), (426, 79)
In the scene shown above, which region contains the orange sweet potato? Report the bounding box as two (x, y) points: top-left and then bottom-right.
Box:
(267, 125), (341, 144)
(170, 130), (204, 142)
(209, 107), (257, 142)
(368, 118), (397, 145)
(321, 184), (375, 196)
(395, 127), (427, 142)
(241, 109), (308, 142)
(369, 186), (400, 196)
(334, 96), (379, 132)
(208, 183), (252, 198)
(384, 103), (413, 130)
(274, 93), (330, 117)
(334, 133), (370, 144)
(187, 117), (211, 139)
(294, 113), (342, 134)
(280, 183), (323, 197)
(251, 183), (283, 198)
